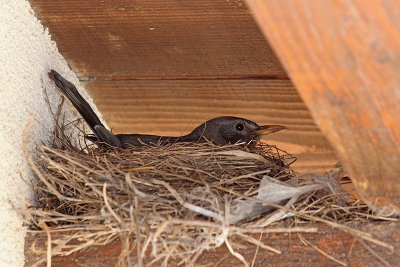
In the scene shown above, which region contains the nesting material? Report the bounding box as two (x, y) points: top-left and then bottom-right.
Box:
(26, 118), (395, 266)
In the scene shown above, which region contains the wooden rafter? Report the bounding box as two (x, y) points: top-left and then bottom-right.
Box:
(246, 0), (400, 214)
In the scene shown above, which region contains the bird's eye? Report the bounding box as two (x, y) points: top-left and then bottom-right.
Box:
(235, 123), (244, 131)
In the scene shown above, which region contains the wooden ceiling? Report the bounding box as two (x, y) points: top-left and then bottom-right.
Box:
(31, 0), (286, 79)
(30, 0), (337, 173)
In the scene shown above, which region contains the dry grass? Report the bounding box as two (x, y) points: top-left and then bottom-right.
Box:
(24, 116), (396, 267)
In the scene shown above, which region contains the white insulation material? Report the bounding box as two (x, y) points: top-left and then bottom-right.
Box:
(0, 1), (104, 265)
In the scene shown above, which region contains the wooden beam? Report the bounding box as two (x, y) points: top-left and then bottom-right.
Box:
(85, 79), (337, 173)
(25, 222), (400, 267)
(245, 0), (400, 214)
(30, 0), (286, 79)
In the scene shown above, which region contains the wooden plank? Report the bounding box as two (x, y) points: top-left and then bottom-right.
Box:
(245, 0), (400, 214)
(85, 79), (337, 173)
(25, 222), (400, 267)
(30, 0), (286, 79)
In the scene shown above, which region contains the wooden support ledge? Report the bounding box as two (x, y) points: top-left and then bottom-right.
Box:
(25, 222), (400, 267)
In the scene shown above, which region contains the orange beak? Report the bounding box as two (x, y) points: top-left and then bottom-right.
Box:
(254, 125), (286, 135)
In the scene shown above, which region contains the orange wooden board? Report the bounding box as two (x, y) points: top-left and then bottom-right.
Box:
(25, 222), (400, 267)
(245, 0), (400, 212)
(31, 0), (285, 79)
(85, 79), (337, 173)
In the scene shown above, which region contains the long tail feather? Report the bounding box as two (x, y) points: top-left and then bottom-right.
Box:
(48, 70), (104, 131)
(48, 70), (121, 147)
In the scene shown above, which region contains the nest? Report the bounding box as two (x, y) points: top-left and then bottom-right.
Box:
(25, 116), (395, 267)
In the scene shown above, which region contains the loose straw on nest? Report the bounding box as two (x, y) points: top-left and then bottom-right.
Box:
(25, 114), (396, 267)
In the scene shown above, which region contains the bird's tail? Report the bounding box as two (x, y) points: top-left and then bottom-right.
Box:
(48, 70), (121, 147)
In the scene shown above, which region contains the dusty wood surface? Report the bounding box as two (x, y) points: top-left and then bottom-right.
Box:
(246, 0), (400, 213)
(86, 80), (323, 145)
(25, 222), (400, 267)
(85, 79), (337, 173)
(30, 0), (285, 79)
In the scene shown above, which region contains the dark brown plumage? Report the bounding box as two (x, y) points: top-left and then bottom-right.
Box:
(48, 70), (285, 148)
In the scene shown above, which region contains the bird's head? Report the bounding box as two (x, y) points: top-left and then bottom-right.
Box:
(186, 116), (286, 145)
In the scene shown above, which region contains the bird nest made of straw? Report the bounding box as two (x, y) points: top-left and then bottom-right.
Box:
(24, 115), (395, 267)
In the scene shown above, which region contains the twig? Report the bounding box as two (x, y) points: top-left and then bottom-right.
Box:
(103, 183), (122, 223)
(298, 234), (347, 266)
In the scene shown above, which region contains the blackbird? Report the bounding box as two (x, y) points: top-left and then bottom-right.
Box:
(48, 70), (285, 148)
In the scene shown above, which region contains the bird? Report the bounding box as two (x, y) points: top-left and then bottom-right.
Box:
(48, 70), (286, 148)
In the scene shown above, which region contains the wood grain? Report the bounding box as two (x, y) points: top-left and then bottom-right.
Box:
(246, 0), (400, 213)
(30, 0), (285, 79)
(29, 0), (337, 172)
(25, 222), (400, 267)
(86, 79), (337, 173)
